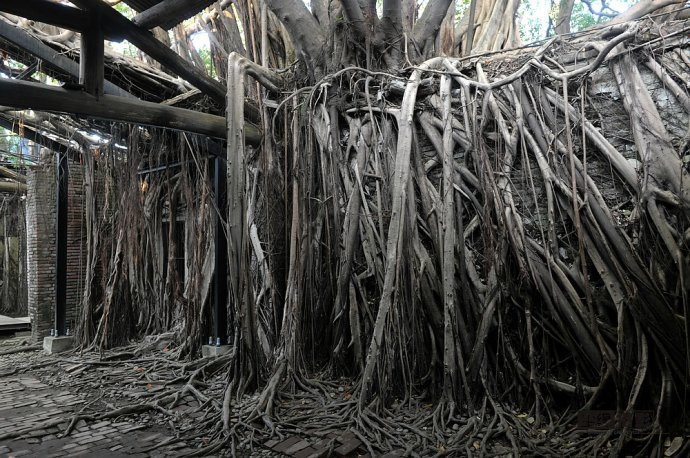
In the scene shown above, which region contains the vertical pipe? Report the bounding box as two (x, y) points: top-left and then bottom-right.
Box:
(55, 151), (68, 336)
(213, 154), (228, 345)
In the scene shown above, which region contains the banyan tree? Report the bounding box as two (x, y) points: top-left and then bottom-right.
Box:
(1, 0), (689, 455)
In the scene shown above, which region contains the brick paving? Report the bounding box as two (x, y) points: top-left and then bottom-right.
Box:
(263, 430), (389, 458)
(0, 372), (194, 457)
(0, 335), (198, 457)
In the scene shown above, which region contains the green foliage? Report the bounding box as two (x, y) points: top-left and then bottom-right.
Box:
(518, 0), (548, 43)
(196, 47), (216, 78)
(570, 2), (599, 31)
(114, 2), (135, 19)
(0, 127), (24, 165)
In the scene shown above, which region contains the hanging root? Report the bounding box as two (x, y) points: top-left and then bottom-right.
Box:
(220, 17), (690, 456)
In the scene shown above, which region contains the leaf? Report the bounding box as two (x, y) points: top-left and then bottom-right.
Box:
(473, 441), (480, 450)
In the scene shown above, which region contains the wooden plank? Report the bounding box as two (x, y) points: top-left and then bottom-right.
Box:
(334, 438), (361, 456)
(0, 20), (132, 98)
(133, 0), (216, 30)
(0, 78), (261, 144)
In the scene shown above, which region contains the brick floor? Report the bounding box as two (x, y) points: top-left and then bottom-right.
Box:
(0, 373), (193, 457)
(0, 334), (388, 457)
(0, 334), (198, 457)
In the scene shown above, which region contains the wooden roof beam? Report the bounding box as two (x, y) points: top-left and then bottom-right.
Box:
(0, 115), (73, 154)
(1, 0), (260, 121)
(70, 0), (227, 106)
(133, 0), (216, 30)
(0, 0), (123, 39)
(0, 78), (261, 144)
(0, 19), (132, 97)
(0, 0), (86, 33)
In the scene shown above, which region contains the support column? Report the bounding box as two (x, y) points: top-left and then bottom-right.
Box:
(54, 150), (68, 337)
(203, 154), (230, 358)
(213, 154), (228, 345)
(80, 9), (104, 97)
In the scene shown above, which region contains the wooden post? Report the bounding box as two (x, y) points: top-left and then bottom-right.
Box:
(80, 10), (105, 97)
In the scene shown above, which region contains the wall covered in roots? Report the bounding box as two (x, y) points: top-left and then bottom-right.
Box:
(55, 16), (690, 455)
(217, 20), (690, 448)
(71, 128), (221, 356)
(0, 193), (26, 317)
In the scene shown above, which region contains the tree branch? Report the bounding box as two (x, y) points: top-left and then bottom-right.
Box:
(265, 0), (324, 61)
(310, 0), (330, 26)
(341, 0), (367, 37)
(610, 0), (684, 24)
(412, 0), (453, 51)
(554, 0), (575, 35)
(381, 0), (403, 61)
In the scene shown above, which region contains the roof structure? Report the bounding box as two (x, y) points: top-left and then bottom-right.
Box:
(0, 0), (260, 187)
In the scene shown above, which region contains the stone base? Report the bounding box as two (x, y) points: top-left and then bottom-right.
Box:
(202, 345), (231, 358)
(43, 336), (74, 354)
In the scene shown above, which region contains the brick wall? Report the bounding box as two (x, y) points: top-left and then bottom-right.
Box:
(26, 157), (86, 343)
(65, 162), (85, 331)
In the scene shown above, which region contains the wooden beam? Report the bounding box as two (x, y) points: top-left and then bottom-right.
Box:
(0, 78), (261, 144)
(0, 0), (86, 33)
(133, 0), (216, 30)
(0, 0), (124, 39)
(0, 181), (26, 193)
(0, 165), (26, 183)
(1, 0), (260, 121)
(71, 0), (227, 105)
(0, 20), (132, 98)
(0, 115), (72, 154)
